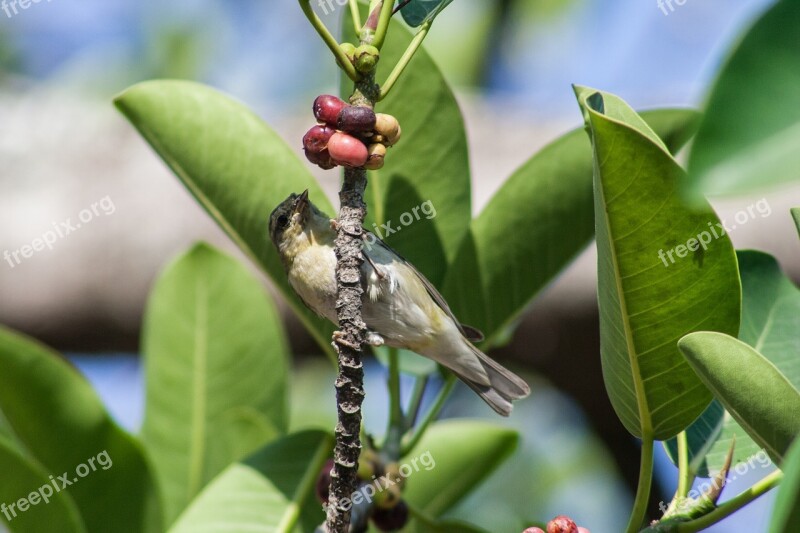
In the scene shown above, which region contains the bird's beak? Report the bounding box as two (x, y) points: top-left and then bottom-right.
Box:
(293, 189), (309, 215)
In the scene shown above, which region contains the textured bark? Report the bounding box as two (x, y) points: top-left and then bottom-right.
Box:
(324, 74), (380, 533)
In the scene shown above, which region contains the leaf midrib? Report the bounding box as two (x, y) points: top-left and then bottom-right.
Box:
(594, 123), (653, 437)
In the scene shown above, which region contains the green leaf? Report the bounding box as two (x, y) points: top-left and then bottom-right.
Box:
(141, 243), (290, 524)
(684, 0), (800, 199)
(771, 436), (800, 532)
(666, 251), (800, 476)
(401, 0), (454, 27)
(0, 437), (87, 533)
(442, 109), (700, 344)
(792, 208), (800, 239)
(114, 81), (335, 359)
(0, 327), (162, 533)
(401, 420), (518, 517)
(168, 431), (333, 533)
(678, 331), (800, 464)
(342, 8), (471, 286)
(575, 86), (741, 440)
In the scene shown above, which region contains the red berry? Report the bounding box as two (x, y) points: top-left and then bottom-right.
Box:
(303, 125), (335, 153)
(304, 147), (336, 169)
(523, 529), (546, 533)
(547, 516), (578, 533)
(313, 95), (349, 126)
(337, 106), (377, 133)
(372, 500), (409, 531)
(327, 132), (368, 167)
(315, 459), (334, 503)
(577, 528), (591, 533)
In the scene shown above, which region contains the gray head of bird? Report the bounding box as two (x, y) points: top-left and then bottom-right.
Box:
(268, 190), (330, 264)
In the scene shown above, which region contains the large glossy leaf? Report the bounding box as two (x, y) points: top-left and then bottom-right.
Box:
(684, 0), (800, 199)
(400, 0), (454, 27)
(401, 420), (518, 517)
(0, 437), (86, 533)
(575, 86), (741, 440)
(442, 109), (700, 344)
(0, 327), (162, 533)
(168, 431), (333, 533)
(666, 251), (800, 476)
(114, 81), (335, 358)
(141, 243), (289, 524)
(771, 436), (800, 533)
(678, 332), (800, 464)
(341, 7), (471, 287)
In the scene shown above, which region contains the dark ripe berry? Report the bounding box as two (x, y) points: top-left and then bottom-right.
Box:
(337, 106), (377, 133)
(327, 132), (368, 167)
(304, 147), (336, 170)
(303, 125), (335, 153)
(547, 516), (578, 533)
(523, 529), (546, 533)
(371, 500), (409, 532)
(313, 94), (349, 126)
(315, 459), (335, 503)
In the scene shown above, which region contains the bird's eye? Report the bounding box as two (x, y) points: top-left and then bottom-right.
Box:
(276, 214), (290, 229)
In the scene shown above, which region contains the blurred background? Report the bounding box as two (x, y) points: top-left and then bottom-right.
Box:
(1, 0), (797, 531)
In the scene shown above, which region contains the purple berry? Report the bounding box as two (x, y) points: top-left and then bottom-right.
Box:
(315, 459), (335, 503)
(371, 500), (409, 532)
(337, 106), (377, 133)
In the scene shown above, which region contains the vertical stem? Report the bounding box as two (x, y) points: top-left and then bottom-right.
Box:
(676, 431), (693, 500)
(383, 347), (404, 459)
(324, 68), (380, 533)
(400, 374), (457, 456)
(348, 0), (362, 33)
(626, 435), (655, 533)
(405, 376), (429, 429)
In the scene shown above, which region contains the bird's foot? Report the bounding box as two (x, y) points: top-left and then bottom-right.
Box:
(331, 330), (360, 350)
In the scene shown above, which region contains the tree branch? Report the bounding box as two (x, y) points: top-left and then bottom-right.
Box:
(324, 72), (380, 533)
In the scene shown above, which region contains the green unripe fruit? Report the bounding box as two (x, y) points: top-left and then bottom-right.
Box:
(374, 482), (402, 509)
(357, 452), (376, 480)
(354, 44), (379, 73)
(340, 42), (356, 61)
(383, 462), (405, 488)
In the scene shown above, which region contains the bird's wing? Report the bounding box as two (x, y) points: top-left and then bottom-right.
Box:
(364, 231), (483, 341)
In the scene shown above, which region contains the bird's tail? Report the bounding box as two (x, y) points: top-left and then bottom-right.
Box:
(456, 344), (531, 417)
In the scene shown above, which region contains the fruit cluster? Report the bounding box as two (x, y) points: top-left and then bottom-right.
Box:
(315, 449), (409, 532)
(524, 515), (591, 533)
(303, 94), (401, 170)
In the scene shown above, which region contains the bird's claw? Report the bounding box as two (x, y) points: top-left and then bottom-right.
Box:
(332, 330), (360, 350)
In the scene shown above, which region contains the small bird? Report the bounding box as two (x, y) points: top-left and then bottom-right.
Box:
(268, 190), (530, 416)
